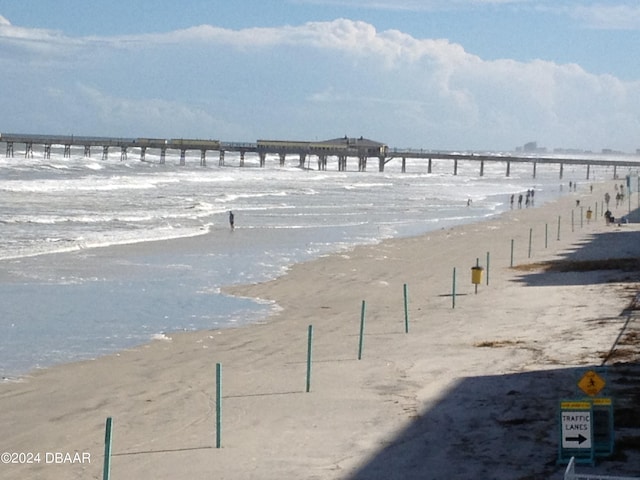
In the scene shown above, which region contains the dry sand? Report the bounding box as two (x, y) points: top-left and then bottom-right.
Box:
(1, 180), (639, 480)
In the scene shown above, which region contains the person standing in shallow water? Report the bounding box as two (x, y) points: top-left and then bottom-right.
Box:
(229, 211), (234, 230)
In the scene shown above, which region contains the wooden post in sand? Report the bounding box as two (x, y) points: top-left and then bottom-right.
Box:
(358, 301), (366, 360)
(306, 325), (313, 392)
(557, 216), (561, 241)
(403, 284), (409, 333)
(102, 417), (113, 480)
(216, 363), (222, 448)
(528, 228), (533, 258)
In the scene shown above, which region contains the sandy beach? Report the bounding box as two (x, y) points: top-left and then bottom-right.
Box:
(1, 180), (639, 479)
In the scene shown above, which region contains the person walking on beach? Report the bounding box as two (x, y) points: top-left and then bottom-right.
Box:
(229, 211), (235, 230)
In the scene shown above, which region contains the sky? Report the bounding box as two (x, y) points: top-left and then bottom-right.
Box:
(0, 0), (639, 152)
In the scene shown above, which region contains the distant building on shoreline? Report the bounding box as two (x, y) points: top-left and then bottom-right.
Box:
(516, 141), (634, 156)
(515, 141), (546, 154)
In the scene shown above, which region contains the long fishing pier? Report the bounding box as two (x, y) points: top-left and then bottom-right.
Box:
(2, 133), (639, 179)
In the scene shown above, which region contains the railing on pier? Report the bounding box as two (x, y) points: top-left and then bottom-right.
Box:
(2, 132), (640, 178)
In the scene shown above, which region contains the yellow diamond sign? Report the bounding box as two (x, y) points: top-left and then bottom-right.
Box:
(578, 370), (606, 396)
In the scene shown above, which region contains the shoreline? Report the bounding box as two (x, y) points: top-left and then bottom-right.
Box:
(0, 183), (561, 380)
(2, 179), (640, 479)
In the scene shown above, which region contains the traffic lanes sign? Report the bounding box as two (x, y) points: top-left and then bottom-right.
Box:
(559, 400), (595, 465)
(561, 410), (592, 449)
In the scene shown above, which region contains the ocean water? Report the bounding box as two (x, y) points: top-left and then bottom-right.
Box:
(0, 147), (597, 378)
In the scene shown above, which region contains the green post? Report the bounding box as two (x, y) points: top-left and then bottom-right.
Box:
(403, 283), (409, 334)
(103, 417), (113, 480)
(474, 258), (479, 294)
(306, 325), (313, 392)
(545, 223), (548, 249)
(486, 251), (490, 286)
(557, 215), (561, 241)
(571, 209), (575, 232)
(216, 363), (222, 448)
(528, 228), (533, 258)
(510, 239), (514, 268)
(452, 267), (456, 309)
(358, 300), (366, 360)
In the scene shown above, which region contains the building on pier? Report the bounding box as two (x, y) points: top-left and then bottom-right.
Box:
(311, 136), (387, 171)
(256, 136), (387, 171)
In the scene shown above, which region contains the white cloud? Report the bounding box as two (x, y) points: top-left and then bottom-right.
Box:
(531, 2), (640, 30)
(292, 1), (640, 31)
(281, 19), (640, 149)
(0, 19), (100, 64)
(291, 0), (533, 10)
(148, 19), (474, 70)
(1, 17), (639, 150)
(0, 16), (471, 67)
(569, 4), (640, 30)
